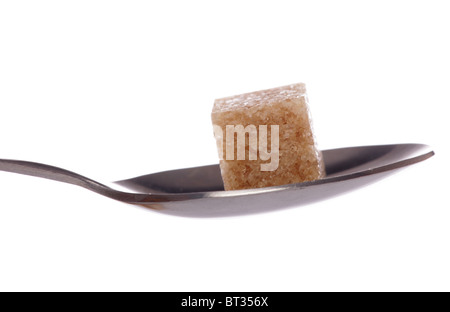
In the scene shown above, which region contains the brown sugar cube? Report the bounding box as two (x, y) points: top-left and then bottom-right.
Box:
(212, 83), (325, 191)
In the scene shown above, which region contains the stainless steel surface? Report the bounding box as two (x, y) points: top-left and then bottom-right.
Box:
(0, 144), (434, 217)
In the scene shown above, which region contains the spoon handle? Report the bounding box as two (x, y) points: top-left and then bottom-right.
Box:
(0, 159), (100, 187)
(0, 158), (144, 202)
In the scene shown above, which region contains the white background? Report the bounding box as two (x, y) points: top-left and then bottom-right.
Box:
(0, 0), (448, 291)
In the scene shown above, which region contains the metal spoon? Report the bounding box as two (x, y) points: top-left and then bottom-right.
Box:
(0, 144), (434, 217)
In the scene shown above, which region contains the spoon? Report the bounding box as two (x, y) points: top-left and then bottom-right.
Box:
(0, 144), (434, 217)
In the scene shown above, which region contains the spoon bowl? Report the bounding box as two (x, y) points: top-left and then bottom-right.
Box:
(0, 144), (434, 217)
